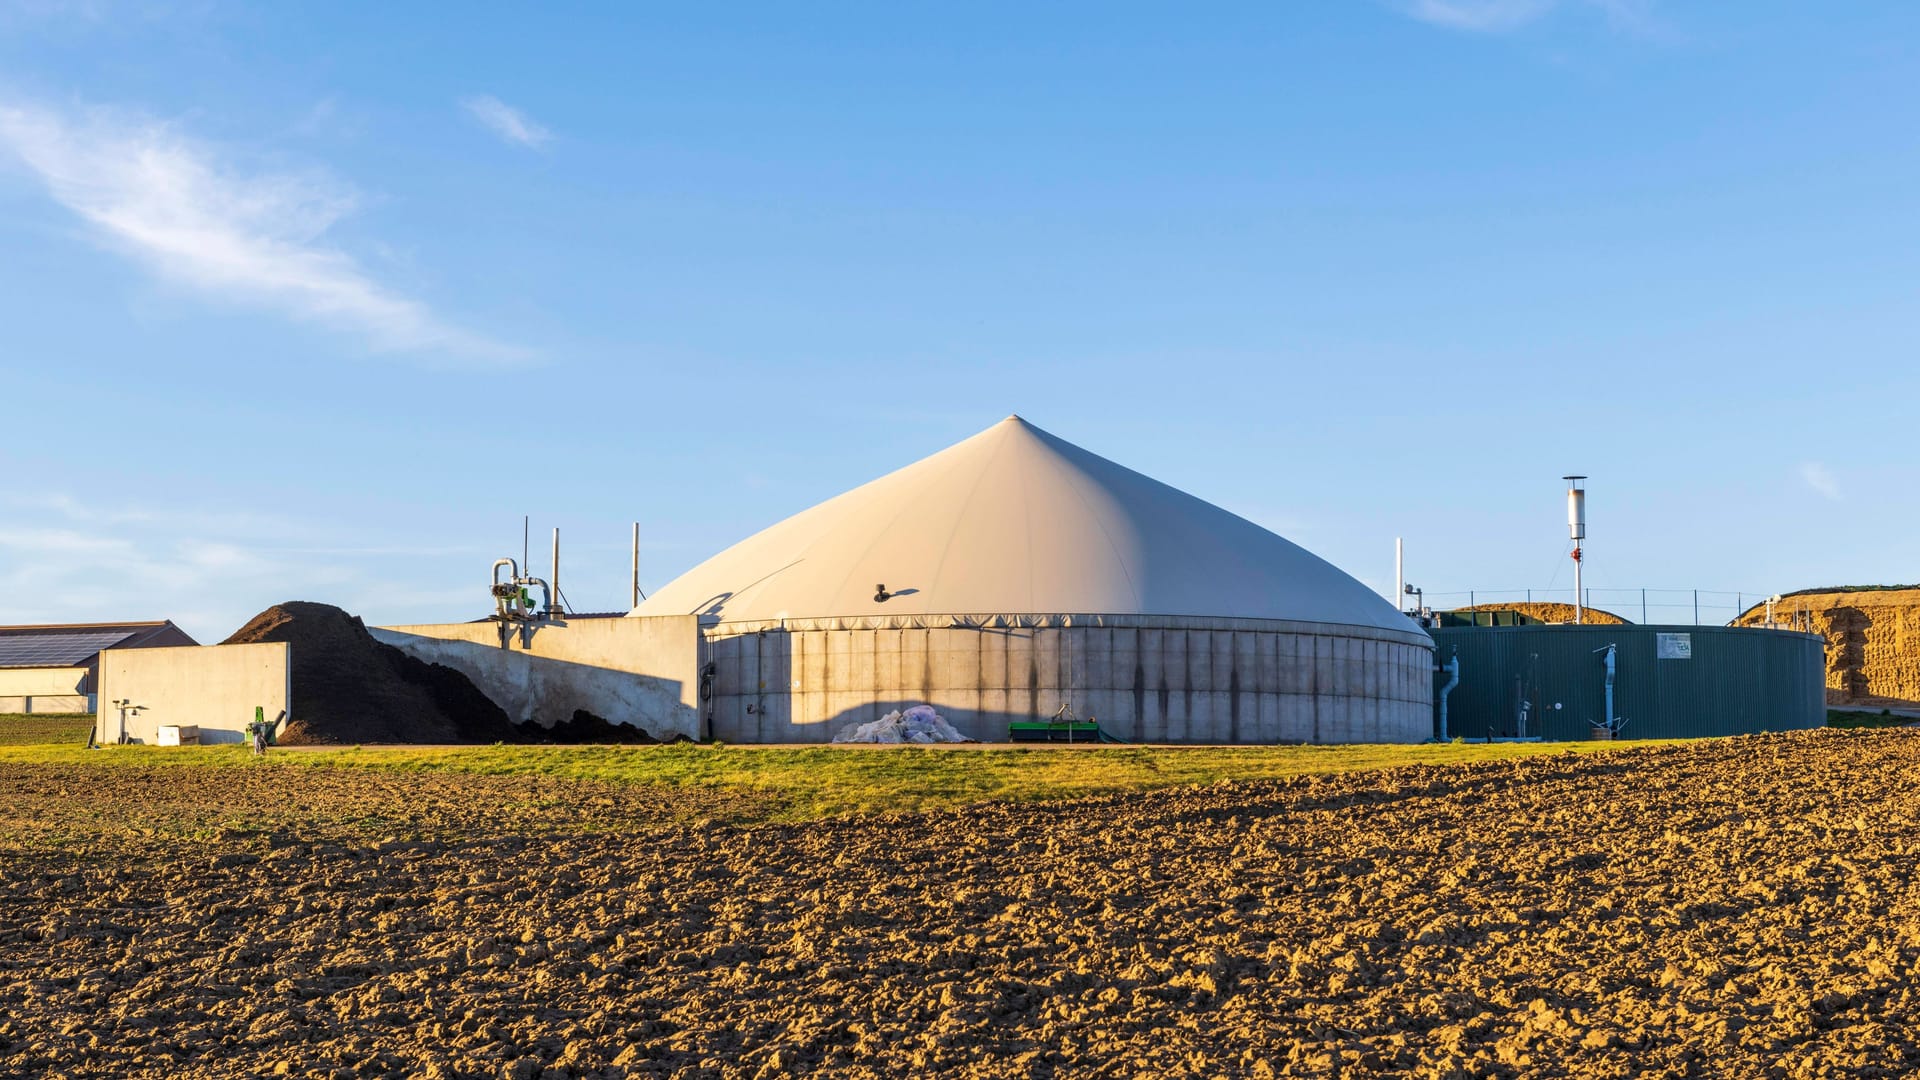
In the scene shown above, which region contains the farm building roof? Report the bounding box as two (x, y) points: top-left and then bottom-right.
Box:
(0, 621), (195, 669)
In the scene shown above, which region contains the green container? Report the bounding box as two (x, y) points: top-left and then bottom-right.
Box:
(1430, 624), (1825, 741)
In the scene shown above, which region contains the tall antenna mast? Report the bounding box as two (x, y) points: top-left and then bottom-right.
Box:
(1564, 476), (1586, 625)
(631, 522), (641, 609)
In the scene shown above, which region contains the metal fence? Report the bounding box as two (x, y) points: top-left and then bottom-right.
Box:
(1413, 588), (1785, 627)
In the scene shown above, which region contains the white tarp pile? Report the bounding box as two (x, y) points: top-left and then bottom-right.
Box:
(831, 704), (972, 744)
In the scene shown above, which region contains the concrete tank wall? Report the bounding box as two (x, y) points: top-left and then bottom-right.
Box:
(704, 615), (1434, 743)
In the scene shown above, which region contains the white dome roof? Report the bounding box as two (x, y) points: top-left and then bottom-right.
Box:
(633, 416), (1412, 634)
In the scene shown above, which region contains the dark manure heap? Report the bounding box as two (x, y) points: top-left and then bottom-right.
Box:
(223, 602), (516, 744)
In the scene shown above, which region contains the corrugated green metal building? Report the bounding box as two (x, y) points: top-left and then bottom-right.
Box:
(1429, 624), (1825, 740)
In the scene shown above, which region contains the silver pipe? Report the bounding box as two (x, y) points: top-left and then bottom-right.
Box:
(551, 527), (561, 616)
(631, 522), (640, 610)
(522, 576), (552, 619)
(1437, 650), (1460, 741)
(1395, 537), (1403, 613)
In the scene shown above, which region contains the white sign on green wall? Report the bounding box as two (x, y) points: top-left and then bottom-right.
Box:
(1656, 632), (1693, 660)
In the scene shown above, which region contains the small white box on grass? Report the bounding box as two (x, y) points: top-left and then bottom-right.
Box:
(156, 725), (200, 747)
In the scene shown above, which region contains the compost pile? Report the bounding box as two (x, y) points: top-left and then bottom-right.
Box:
(6, 729), (1920, 1078)
(222, 602), (517, 744)
(831, 704), (971, 744)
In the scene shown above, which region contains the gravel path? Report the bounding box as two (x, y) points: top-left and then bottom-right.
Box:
(3, 730), (1917, 1078)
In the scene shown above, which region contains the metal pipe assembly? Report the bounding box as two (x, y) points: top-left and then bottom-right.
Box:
(551, 528), (562, 617)
(1593, 642), (1625, 735)
(490, 555), (554, 622)
(1436, 649), (1460, 740)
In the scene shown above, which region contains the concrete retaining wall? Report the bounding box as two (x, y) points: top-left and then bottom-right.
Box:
(373, 616), (703, 740)
(94, 642), (290, 745)
(706, 616), (1434, 743)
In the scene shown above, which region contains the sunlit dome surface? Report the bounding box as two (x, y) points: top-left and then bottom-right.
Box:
(633, 415), (1411, 634)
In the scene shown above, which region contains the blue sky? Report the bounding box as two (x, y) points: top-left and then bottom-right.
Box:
(2, 1), (1916, 639)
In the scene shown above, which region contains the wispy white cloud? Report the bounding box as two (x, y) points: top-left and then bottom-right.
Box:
(1400, 0), (1555, 32)
(1798, 462), (1842, 502)
(0, 491), (492, 639)
(461, 94), (551, 149)
(0, 100), (524, 361)
(1397, 0), (1664, 35)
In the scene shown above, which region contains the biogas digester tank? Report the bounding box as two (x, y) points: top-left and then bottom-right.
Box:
(631, 416), (1434, 743)
(1429, 623), (1825, 741)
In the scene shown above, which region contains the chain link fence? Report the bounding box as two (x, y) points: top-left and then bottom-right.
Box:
(1410, 588), (1787, 627)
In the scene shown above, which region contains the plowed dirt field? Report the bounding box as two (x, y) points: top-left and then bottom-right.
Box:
(4, 730), (1918, 1079)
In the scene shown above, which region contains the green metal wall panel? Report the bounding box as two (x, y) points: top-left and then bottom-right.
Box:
(1429, 625), (1825, 741)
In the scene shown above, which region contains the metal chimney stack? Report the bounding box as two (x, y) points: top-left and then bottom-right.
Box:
(1564, 475), (1586, 625)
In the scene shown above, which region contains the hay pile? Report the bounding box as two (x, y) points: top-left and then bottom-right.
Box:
(1735, 587), (1920, 707)
(1453, 601), (1629, 625)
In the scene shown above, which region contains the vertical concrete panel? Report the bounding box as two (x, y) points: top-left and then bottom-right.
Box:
(748, 635), (771, 742)
(980, 686), (1009, 723)
(900, 631), (928, 699)
(1109, 628), (1140, 738)
(708, 636), (735, 742)
(826, 630), (851, 694)
(1213, 630), (1244, 737)
(1292, 634), (1316, 694)
(1137, 627), (1164, 740)
(1163, 630), (1190, 741)
(1319, 692), (1344, 742)
(1315, 637), (1335, 702)
(801, 633), (826, 700)
(1344, 630), (1359, 699)
(942, 630), (979, 697)
(1278, 693), (1312, 742)
(868, 629), (896, 693)
(1081, 684), (1117, 735)
(1005, 630), (1035, 718)
(1256, 630), (1280, 690)
(1238, 634), (1260, 742)
(980, 628), (1008, 691)
(850, 633), (876, 697)
(1082, 626), (1113, 691)
(1036, 628), (1061, 691)
(1200, 630), (1228, 742)
(939, 686), (981, 733)
(774, 634), (796, 739)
